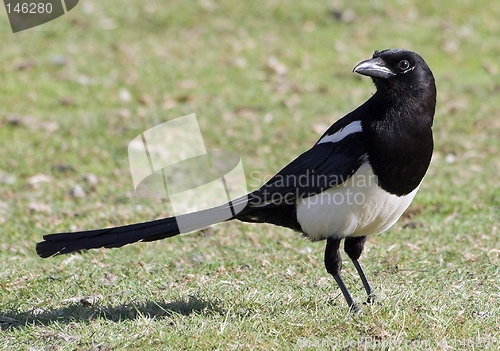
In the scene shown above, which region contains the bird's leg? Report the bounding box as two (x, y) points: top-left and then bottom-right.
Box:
(344, 236), (376, 304)
(352, 260), (376, 304)
(324, 238), (359, 312)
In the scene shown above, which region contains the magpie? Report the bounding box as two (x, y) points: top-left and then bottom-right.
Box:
(36, 49), (436, 312)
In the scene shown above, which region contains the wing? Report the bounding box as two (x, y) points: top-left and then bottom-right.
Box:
(247, 132), (367, 207)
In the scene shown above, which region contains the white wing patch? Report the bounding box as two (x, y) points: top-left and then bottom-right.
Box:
(318, 120), (362, 144)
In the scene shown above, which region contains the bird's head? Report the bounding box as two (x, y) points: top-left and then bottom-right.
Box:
(353, 49), (436, 99)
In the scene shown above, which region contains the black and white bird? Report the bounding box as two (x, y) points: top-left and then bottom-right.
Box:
(37, 49), (436, 312)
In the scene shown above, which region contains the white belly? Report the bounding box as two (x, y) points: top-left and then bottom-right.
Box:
(296, 162), (419, 241)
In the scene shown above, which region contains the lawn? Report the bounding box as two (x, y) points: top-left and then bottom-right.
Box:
(0, 0), (499, 350)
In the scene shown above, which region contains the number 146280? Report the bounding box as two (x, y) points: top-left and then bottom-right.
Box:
(6, 2), (53, 14)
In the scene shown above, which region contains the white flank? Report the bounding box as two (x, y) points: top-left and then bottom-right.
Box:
(318, 120), (362, 144)
(296, 162), (420, 240)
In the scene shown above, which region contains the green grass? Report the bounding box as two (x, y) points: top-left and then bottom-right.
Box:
(0, 0), (499, 349)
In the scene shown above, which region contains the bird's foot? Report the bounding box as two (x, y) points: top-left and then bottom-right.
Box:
(348, 302), (361, 314)
(363, 293), (382, 307)
(366, 293), (377, 304)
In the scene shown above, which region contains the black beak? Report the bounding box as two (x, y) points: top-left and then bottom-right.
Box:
(353, 57), (396, 79)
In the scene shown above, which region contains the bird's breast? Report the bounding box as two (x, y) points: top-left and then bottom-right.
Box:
(296, 162), (419, 241)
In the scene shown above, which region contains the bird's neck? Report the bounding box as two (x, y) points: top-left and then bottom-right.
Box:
(362, 91), (435, 196)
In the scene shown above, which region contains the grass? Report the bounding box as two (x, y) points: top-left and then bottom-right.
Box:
(0, 0), (499, 349)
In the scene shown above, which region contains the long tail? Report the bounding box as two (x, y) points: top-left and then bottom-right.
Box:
(36, 200), (249, 258)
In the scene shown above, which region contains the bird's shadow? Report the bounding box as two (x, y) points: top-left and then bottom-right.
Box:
(0, 295), (222, 331)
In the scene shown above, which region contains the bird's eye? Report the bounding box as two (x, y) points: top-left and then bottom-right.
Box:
(398, 60), (411, 71)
